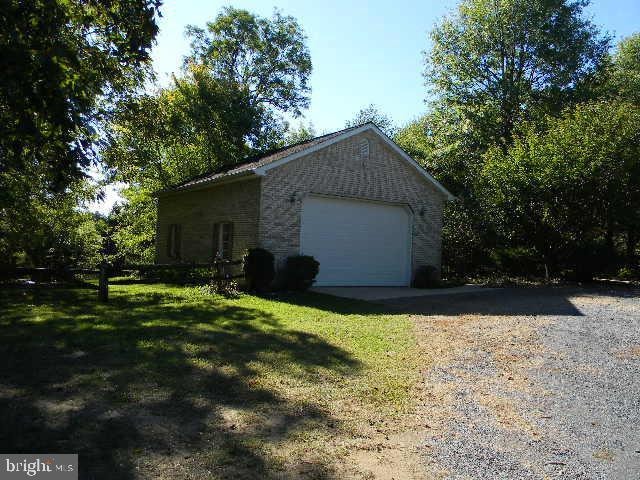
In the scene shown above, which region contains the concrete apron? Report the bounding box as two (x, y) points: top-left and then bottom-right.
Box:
(311, 285), (500, 301)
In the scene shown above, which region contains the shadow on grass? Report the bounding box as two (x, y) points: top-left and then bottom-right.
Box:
(264, 291), (392, 316)
(0, 287), (359, 479)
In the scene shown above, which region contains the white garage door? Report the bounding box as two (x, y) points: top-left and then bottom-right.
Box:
(300, 196), (411, 286)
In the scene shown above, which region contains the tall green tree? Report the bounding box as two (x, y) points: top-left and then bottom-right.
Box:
(481, 102), (640, 278)
(605, 33), (640, 104)
(1, 0), (161, 192)
(1, 0), (162, 267)
(104, 7), (312, 263)
(345, 105), (397, 137)
(425, 0), (609, 152)
(185, 7), (311, 119)
(411, 0), (612, 276)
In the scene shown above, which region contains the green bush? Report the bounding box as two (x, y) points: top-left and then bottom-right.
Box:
(566, 240), (616, 282)
(413, 265), (440, 288)
(489, 247), (543, 277)
(243, 248), (275, 292)
(283, 255), (319, 291)
(136, 264), (211, 285)
(617, 266), (638, 281)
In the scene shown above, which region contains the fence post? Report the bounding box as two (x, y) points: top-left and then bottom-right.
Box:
(98, 262), (109, 302)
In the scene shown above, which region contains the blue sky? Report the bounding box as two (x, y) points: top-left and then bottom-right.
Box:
(90, 0), (640, 213)
(152, 0), (640, 133)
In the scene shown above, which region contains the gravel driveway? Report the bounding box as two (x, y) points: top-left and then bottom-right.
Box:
(384, 286), (640, 479)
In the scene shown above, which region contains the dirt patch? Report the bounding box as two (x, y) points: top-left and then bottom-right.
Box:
(613, 345), (640, 359)
(338, 306), (550, 479)
(411, 311), (549, 477)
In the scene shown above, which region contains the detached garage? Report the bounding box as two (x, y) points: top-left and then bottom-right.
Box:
(155, 122), (453, 286)
(301, 196), (412, 286)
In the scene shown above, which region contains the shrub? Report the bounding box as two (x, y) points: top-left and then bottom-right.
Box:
(283, 255), (319, 291)
(243, 248), (275, 292)
(566, 240), (614, 282)
(192, 279), (241, 299)
(617, 266), (638, 281)
(489, 247), (543, 277)
(413, 265), (440, 288)
(136, 264), (211, 284)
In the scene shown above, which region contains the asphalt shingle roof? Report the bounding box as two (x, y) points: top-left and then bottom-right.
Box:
(168, 124), (366, 192)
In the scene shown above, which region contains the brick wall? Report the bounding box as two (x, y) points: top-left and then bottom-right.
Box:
(155, 178), (261, 263)
(258, 131), (446, 274)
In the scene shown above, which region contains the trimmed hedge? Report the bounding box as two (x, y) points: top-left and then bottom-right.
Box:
(283, 255), (319, 291)
(243, 248), (275, 292)
(413, 265), (439, 288)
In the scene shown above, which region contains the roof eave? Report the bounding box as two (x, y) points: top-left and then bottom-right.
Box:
(154, 170), (258, 197)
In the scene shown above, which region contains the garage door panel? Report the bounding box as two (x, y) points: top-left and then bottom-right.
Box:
(301, 196), (411, 286)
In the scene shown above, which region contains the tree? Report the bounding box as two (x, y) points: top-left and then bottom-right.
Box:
(108, 187), (158, 264)
(185, 7), (311, 119)
(1, 0), (161, 192)
(412, 0), (612, 277)
(104, 65), (264, 190)
(345, 105), (397, 137)
(103, 7), (312, 263)
(284, 122), (316, 144)
(425, 0), (609, 152)
(606, 33), (640, 105)
(0, 179), (103, 269)
(481, 102), (640, 278)
(0, 0), (161, 267)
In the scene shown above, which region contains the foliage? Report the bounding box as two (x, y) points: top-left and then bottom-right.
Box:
(107, 187), (158, 265)
(197, 279), (241, 298)
(0, 180), (103, 269)
(0, 0), (161, 269)
(488, 247), (544, 277)
(243, 248), (275, 292)
(185, 7), (312, 119)
(605, 33), (640, 105)
(425, 0), (609, 151)
(413, 265), (440, 288)
(440, 200), (490, 276)
(283, 256), (320, 291)
(0, 0), (161, 193)
(395, 109), (484, 196)
(411, 0), (640, 279)
(135, 264), (212, 284)
(103, 7), (312, 263)
(617, 267), (638, 281)
(346, 104), (397, 137)
(481, 101), (640, 277)
(284, 122), (316, 144)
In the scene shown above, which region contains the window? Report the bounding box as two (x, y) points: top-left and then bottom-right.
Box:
(213, 222), (233, 260)
(167, 224), (181, 259)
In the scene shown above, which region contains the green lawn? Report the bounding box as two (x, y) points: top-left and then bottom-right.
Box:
(0, 283), (418, 479)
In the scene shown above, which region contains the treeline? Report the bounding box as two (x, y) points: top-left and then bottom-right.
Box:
(394, 1), (640, 280)
(1, 0), (638, 281)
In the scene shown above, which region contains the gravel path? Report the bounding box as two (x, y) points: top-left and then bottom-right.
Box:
(387, 287), (640, 479)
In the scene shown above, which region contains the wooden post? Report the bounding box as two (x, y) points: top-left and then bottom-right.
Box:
(98, 262), (109, 302)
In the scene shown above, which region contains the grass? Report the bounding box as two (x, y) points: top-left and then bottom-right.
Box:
(0, 283), (418, 479)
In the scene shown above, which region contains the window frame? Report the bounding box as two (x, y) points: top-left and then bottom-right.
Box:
(213, 222), (234, 260)
(167, 223), (181, 259)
